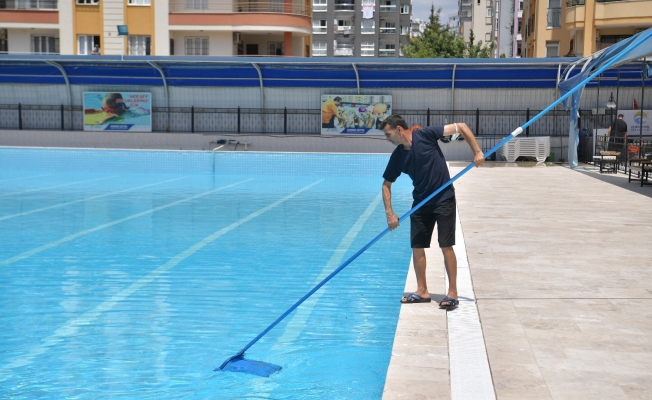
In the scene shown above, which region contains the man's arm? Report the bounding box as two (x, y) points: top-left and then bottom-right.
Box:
(443, 123), (485, 167)
(607, 125), (612, 136)
(382, 180), (400, 231)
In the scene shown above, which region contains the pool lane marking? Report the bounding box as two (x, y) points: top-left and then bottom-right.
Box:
(0, 179), (322, 379)
(0, 179), (254, 268)
(0, 174), (53, 184)
(0, 177), (186, 222)
(272, 192), (383, 350)
(0, 175), (119, 199)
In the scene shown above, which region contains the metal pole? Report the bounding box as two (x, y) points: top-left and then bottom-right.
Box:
(18, 103), (22, 130)
(191, 106), (194, 133)
(427, 108), (430, 126)
(61, 104), (64, 131)
(237, 107), (241, 134)
(284, 107), (287, 134)
(526, 108), (530, 137)
(641, 58), (646, 158)
(475, 108), (480, 136)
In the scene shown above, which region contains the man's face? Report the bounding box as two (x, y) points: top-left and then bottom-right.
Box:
(384, 126), (401, 146)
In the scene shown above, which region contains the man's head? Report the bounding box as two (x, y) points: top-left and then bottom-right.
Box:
(618, 114), (624, 119)
(333, 96), (342, 106)
(380, 114), (410, 147)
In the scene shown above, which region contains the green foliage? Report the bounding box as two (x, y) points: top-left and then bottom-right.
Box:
(402, 7), (495, 59)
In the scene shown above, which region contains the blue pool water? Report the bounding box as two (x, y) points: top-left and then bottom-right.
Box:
(0, 148), (414, 399)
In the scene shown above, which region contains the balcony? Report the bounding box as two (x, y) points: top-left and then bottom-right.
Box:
(380, 26), (396, 34)
(547, 8), (561, 28)
(379, 48), (395, 56)
(380, 2), (396, 12)
(335, 25), (354, 34)
(169, 0), (311, 16)
(566, 0), (584, 6)
(334, 43), (354, 56)
(334, 1), (354, 11)
(0, 0), (57, 10)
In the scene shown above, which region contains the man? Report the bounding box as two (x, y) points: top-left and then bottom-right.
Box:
(322, 96), (343, 128)
(607, 113), (628, 152)
(380, 114), (484, 309)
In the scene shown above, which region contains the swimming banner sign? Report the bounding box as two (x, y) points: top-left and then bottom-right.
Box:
(83, 92), (152, 132)
(321, 95), (392, 135)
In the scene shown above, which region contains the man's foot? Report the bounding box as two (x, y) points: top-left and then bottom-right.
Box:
(400, 293), (432, 304)
(439, 296), (459, 309)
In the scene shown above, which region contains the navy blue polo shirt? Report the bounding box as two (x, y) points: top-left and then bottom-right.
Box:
(383, 125), (454, 207)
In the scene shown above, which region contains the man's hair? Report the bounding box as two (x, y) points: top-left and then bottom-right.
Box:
(333, 96), (342, 102)
(618, 114), (624, 119)
(379, 114), (409, 131)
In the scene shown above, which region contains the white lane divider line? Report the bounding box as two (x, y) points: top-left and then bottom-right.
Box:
(0, 179), (254, 268)
(447, 206), (496, 400)
(272, 193), (383, 350)
(0, 175), (119, 199)
(0, 174), (53, 184)
(0, 179), (323, 380)
(0, 177), (186, 222)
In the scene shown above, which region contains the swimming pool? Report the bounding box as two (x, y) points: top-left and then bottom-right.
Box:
(0, 148), (413, 399)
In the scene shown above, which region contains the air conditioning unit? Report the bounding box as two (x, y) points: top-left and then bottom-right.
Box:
(233, 32), (241, 43)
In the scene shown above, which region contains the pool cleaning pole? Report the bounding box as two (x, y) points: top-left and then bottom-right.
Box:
(217, 29), (652, 373)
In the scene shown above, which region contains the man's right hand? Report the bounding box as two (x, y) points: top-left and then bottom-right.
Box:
(386, 212), (400, 231)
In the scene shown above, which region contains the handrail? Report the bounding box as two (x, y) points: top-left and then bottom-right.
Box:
(169, 0), (311, 16)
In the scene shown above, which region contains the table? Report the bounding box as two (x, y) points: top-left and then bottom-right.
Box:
(628, 158), (652, 187)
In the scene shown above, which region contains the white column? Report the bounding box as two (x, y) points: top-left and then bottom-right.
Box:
(154, 0), (169, 56)
(103, 0), (125, 55)
(58, 0), (74, 54)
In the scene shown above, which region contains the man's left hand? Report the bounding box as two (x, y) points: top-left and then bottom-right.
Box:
(473, 151), (485, 167)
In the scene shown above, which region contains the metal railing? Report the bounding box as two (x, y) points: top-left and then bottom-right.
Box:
(380, 27), (396, 34)
(547, 8), (561, 28)
(1, 105), (584, 138)
(0, 0), (57, 10)
(334, 2), (354, 11)
(169, 0), (311, 16)
(593, 135), (652, 172)
(566, 0), (585, 6)
(379, 49), (395, 56)
(379, 4), (396, 11)
(335, 25), (355, 34)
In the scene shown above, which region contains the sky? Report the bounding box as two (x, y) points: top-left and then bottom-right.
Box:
(411, 0), (458, 24)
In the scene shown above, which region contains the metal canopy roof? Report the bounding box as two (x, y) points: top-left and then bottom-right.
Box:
(0, 55), (649, 90)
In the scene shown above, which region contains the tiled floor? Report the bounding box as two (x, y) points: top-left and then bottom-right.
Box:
(384, 162), (652, 400)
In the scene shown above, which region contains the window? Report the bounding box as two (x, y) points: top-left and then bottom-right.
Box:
(313, 19), (327, 33)
(268, 42), (283, 55)
(0, 29), (7, 54)
(400, 4), (409, 13)
(185, 37), (208, 55)
(361, 19), (375, 33)
(400, 25), (409, 35)
(519, 0), (523, 10)
(486, 7), (492, 17)
(129, 35), (151, 56)
(128, 0), (151, 4)
(379, 43), (395, 56)
(313, 0), (327, 11)
(337, 18), (353, 32)
(485, 32), (491, 41)
(186, 0), (208, 10)
(77, 35), (100, 55)
(77, 0), (99, 4)
(380, 0), (396, 11)
(361, 41), (374, 56)
(362, 0), (374, 4)
(269, 0), (283, 13)
(380, 21), (395, 34)
(312, 41), (327, 56)
(545, 41), (559, 57)
(334, 0), (354, 11)
(32, 36), (59, 54)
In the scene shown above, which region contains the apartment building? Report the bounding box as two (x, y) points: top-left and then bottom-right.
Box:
(311, 0), (411, 57)
(523, 0), (652, 58)
(494, 0), (522, 57)
(0, 0), (311, 56)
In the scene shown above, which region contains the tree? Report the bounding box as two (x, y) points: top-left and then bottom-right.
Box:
(402, 7), (495, 59)
(466, 30), (494, 58)
(402, 6), (466, 58)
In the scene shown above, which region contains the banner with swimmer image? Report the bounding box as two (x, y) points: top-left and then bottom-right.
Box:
(83, 92), (152, 132)
(321, 94), (392, 135)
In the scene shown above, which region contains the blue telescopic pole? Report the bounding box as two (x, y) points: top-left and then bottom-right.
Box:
(218, 29), (652, 372)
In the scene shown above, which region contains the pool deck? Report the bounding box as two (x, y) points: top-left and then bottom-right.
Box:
(383, 162), (652, 400)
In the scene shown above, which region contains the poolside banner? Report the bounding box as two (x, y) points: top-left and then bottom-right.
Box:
(83, 92), (152, 132)
(321, 95), (392, 135)
(620, 110), (651, 136)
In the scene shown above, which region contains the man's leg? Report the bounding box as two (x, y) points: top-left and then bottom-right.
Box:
(440, 246), (457, 306)
(411, 247), (430, 299)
